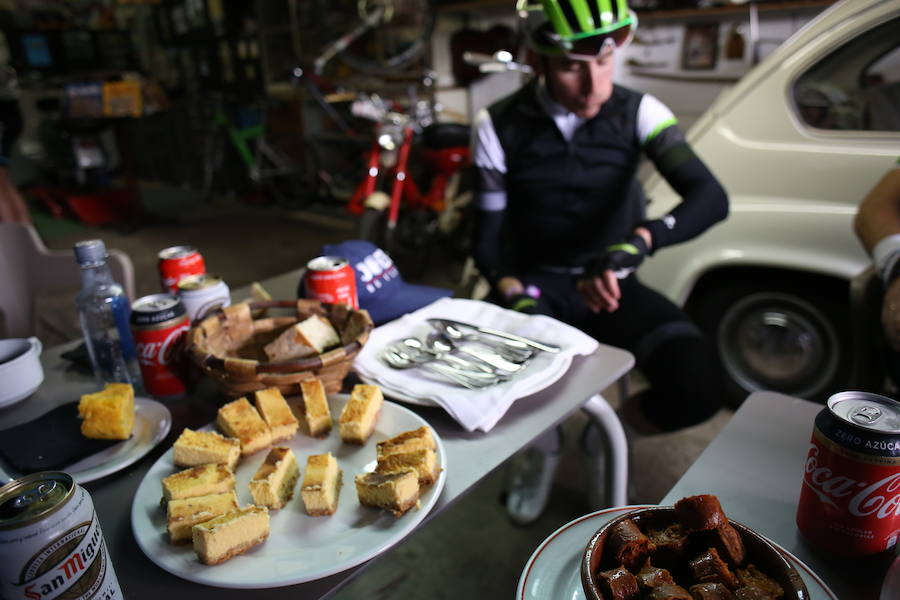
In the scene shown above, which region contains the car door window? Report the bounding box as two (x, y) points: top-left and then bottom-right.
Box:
(793, 16), (900, 132)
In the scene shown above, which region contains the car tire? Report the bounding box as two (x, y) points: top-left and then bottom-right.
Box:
(688, 277), (851, 408)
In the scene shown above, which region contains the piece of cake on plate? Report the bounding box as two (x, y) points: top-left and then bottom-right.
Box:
(263, 315), (340, 362)
(299, 378), (332, 438)
(162, 464), (235, 502)
(192, 505), (270, 565)
(248, 446), (299, 510)
(355, 468), (420, 517)
(376, 426), (436, 458)
(217, 397), (272, 456)
(376, 448), (440, 486)
(172, 428), (241, 471)
(166, 490), (238, 544)
(254, 387), (299, 443)
(338, 384), (383, 445)
(77, 382), (135, 440)
(300, 452), (341, 516)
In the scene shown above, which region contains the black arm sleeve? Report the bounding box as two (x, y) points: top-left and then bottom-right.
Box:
(472, 209), (511, 287)
(641, 143), (729, 252)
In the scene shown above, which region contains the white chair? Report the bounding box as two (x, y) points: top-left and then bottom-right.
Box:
(0, 223), (135, 339)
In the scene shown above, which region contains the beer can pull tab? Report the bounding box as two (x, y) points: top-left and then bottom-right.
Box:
(851, 405), (883, 426)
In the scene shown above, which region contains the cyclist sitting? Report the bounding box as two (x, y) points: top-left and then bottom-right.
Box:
(472, 0), (729, 523)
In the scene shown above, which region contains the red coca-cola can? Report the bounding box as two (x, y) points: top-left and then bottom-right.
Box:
(130, 294), (190, 398)
(158, 245), (205, 294)
(796, 391), (900, 557)
(305, 256), (358, 308)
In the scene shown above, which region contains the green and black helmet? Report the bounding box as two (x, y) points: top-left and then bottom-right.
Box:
(518, 0), (637, 59)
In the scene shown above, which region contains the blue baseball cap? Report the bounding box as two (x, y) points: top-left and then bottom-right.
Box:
(299, 240), (452, 325)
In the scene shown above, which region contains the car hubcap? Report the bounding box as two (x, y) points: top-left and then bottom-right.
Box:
(718, 292), (839, 398)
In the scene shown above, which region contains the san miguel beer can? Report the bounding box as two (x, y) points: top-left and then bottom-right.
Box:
(305, 256), (358, 308)
(158, 245), (205, 294)
(130, 294), (190, 398)
(796, 391), (900, 557)
(0, 472), (124, 599)
(177, 273), (231, 323)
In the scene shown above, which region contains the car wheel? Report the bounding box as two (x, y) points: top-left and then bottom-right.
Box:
(689, 279), (850, 407)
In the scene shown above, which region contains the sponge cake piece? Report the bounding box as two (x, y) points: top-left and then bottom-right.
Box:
(300, 378), (332, 438)
(78, 383), (135, 440)
(355, 468), (420, 517)
(172, 428), (241, 471)
(166, 490), (238, 544)
(192, 505), (270, 565)
(248, 447), (299, 510)
(254, 387), (299, 443)
(263, 315), (340, 362)
(300, 453), (341, 516)
(217, 397), (272, 456)
(339, 384), (383, 445)
(376, 448), (440, 486)
(162, 464), (235, 502)
(376, 426), (436, 459)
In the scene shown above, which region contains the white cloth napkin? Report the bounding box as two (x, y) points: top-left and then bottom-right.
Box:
(353, 298), (598, 432)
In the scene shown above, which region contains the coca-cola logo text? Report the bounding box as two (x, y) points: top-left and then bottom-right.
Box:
(136, 326), (188, 366)
(803, 444), (900, 520)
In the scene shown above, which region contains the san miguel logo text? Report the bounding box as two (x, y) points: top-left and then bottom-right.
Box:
(803, 444), (900, 519)
(16, 518), (110, 599)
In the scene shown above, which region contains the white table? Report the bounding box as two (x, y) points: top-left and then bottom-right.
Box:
(0, 271), (635, 599)
(663, 390), (894, 600)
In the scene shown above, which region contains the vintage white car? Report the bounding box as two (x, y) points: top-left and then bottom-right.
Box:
(640, 0), (900, 405)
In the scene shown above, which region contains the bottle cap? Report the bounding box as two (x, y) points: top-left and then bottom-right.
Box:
(73, 239), (107, 265)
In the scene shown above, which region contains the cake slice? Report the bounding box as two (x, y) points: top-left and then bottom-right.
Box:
(248, 447), (299, 510)
(217, 397), (272, 456)
(263, 315), (340, 362)
(162, 464), (235, 502)
(339, 384), (383, 445)
(254, 387), (299, 443)
(301, 453), (342, 516)
(355, 468), (420, 517)
(376, 448), (440, 486)
(78, 382), (135, 440)
(192, 505), (270, 565)
(172, 428), (241, 471)
(300, 378), (332, 438)
(376, 426), (437, 459)
(166, 490), (238, 544)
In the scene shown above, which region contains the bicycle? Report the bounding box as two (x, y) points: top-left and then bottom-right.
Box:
(198, 94), (331, 207)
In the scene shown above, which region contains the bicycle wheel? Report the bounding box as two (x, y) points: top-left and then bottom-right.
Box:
(332, 0), (436, 75)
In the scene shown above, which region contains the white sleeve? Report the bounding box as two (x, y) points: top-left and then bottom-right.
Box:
(636, 94), (678, 145)
(473, 108), (506, 175)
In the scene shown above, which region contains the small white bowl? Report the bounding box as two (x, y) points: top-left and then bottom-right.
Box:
(0, 337), (44, 409)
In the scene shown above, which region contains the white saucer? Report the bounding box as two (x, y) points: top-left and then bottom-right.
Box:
(516, 505), (838, 600)
(0, 397), (172, 485)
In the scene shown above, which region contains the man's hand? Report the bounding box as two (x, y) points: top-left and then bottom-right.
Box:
(579, 231), (651, 313)
(584, 232), (651, 278)
(883, 278), (900, 350)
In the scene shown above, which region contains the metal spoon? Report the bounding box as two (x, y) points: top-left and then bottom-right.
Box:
(402, 337), (495, 374)
(430, 323), (534, 363)
(428, 331), (525, 374)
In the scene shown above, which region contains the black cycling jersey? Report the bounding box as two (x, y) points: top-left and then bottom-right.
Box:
(473, 80), (727, 285)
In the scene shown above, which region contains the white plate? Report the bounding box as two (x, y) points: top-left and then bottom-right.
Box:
(359, 353), (573, 408)
(516, 505), (838, 600)
(0, 397), (172, 485)
(131, 396), (446, 589)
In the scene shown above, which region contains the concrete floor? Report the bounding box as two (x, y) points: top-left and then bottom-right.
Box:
(31, 184), (732, 599)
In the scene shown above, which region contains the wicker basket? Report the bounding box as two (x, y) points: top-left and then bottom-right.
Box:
(186, 299), (374, 398)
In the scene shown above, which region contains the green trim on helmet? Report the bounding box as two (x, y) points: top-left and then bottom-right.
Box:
(541, 0), (631, 41)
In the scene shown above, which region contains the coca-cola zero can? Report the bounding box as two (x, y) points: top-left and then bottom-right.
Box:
(130, 294), (190, 398)
(796, 390), (900, 557)
(305, 256), (358, 308)
(158, 245), (205, 294)
(0, 471), (124, 599)
(177, 273), (231, 323)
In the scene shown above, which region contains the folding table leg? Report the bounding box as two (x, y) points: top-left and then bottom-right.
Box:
(581, 393), (629, 508)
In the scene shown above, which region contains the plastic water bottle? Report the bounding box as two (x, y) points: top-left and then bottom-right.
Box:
(74, 240), (144, 393)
